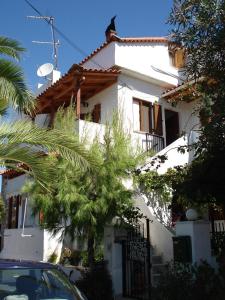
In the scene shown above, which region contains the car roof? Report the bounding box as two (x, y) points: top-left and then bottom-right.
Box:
(0, 259), (57, 269)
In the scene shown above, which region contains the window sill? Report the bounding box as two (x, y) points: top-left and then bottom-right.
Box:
(134, 130), (151, 134)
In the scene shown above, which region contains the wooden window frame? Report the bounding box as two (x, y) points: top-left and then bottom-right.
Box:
(153, 103), (163, 136)
(133, 98), (153, 133)
(164, 109), (180, 146)
(92, 103), (101, 123)
(7, 195), (20, 229)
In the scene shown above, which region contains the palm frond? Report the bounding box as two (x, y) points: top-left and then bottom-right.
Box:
(0, 120), (96, 169)
(0, 144), (55, 187)
(0, 36), (25, 61)
(0, 99), (8, 116)
(0, 59), (35, 113)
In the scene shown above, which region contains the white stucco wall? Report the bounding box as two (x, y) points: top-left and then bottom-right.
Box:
(115, 42), (178, 86)
(5, 175), (27, 196)
(0, 228), (63, 262)
(82, 42), (116, 70)
(76, 119), (105, 144)
(43, 230), (63, 262)
(118, 74), (164, 133)
(2, 174), (62, 262)
(0, 228), (44, 261)
(134, 195), (174, 262)
(83, 41), (179, 87)
(146, 131), (198, 175)
(176, 221), (212, 265)
(104, 226), (123, 296)
(83, 83), (118, 124)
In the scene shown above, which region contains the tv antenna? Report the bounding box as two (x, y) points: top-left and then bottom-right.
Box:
(27, 15), (59, 70)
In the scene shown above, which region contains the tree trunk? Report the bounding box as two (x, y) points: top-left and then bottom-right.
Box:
(87, 235), (95, 267)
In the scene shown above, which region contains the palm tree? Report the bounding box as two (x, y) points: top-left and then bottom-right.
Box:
(0, 36), (34, 113)
(0, 36), (95, 185)
(0, 36), (95, 220)
(0, 119), (94, 187)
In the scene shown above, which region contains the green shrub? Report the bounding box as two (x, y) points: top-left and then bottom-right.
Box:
(60, 246), (104, 267)
(76, 261), (113, 300)
(94, 246), (104, 263)
(152, 262), (193, 300)
(153, 261), (225, 300)
(48, 251), (58, 264)
(60, 247), (72, 265)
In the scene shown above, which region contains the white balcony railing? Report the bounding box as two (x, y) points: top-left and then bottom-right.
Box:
(75, 119), (105, 144)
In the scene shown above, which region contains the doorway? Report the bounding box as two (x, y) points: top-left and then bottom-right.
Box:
(165, 109), (179, 146)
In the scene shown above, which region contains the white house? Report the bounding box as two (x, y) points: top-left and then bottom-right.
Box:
(0, 28), (203, 296)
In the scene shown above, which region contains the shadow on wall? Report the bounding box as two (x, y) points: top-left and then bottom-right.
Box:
(141, 192), (172, 229)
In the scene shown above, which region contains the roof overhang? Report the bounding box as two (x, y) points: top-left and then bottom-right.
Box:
(35, 64), (120, 114)
(0, 168), (25, 179)
(120, 67), (176, 89)
(162, 77), (206, 102)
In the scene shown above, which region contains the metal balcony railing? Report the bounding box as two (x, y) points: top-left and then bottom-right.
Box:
(210, 219), (225, 256)
(143, 133), (165, 153)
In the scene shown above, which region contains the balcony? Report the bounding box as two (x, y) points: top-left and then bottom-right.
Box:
(147, 131), (199, 175)
(144, 133), (165, 153)
(131, 132), (165, 154)
(75, 119), (105, 144)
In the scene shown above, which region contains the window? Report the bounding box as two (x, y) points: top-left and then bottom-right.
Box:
(92, 103), (101, 123)
(170, 48), (185, 68)
(165, 109), (179, 146)
(7, 195), (20, 229)
(133, 99), (152, 133)
(133, 99), (163, 136)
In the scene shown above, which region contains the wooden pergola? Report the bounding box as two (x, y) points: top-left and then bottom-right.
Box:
(162, 77), (207, 103)
(35, 64), (120, 119)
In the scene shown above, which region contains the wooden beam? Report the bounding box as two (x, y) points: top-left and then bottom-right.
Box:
(76, 87), (81, 119)
(48, 104), (56, 128)
(74, 76), (85, 119)
(55, 86), (74, 100)
(82, 79), (117, 101)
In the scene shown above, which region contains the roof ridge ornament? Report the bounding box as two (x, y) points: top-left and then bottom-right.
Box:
(105, 16), (117, 42)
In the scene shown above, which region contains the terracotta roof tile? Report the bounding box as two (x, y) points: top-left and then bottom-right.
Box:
(37, 64), (120, 101)
(0, 166), (25, 178)
(119, 37), (169, 43)
(162, 77), (205, 98)
(162, 82), (186, 96)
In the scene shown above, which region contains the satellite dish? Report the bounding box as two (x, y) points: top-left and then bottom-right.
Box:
(37, 63), (54, 77)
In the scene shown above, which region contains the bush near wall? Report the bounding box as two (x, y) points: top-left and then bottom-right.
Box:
(152, 261), (225, 300)
(76, 261), (113, 300)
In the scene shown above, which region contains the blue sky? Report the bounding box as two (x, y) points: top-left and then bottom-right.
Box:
(1, 0), (173, 92)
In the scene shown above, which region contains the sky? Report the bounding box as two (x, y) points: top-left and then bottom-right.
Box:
(1, 0), (173, 92)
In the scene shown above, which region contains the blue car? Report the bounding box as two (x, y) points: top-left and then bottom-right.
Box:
(0, 260), (87, 300)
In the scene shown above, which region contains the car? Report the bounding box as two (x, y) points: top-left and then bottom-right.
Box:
(0, 259), (87, 300)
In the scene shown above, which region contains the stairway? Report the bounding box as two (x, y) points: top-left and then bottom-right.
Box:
(151, 252), (167, 287)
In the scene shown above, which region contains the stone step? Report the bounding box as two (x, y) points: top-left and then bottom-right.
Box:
(152, 263), (166, 275)
(152, 273), (162, 287)
(151, 255), (163, 264)
(115, 297), (136, 300)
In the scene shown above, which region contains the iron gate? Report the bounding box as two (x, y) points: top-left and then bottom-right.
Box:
(209, 207), (225, 256)
(211, 219), (225, 255)
(122, 219), (151, 300)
